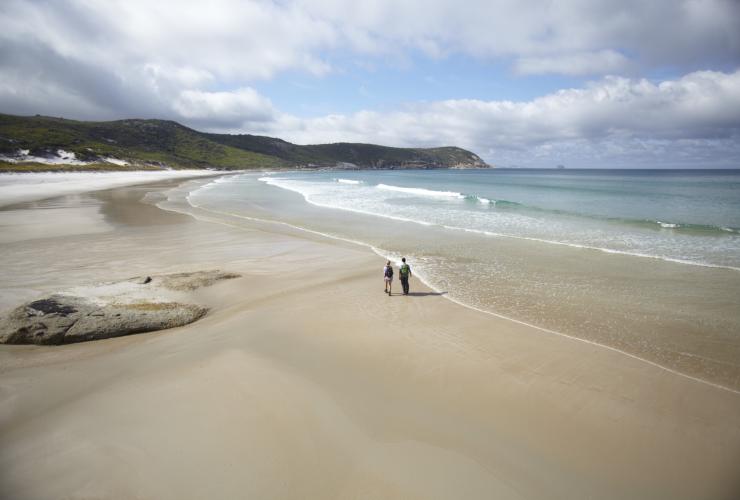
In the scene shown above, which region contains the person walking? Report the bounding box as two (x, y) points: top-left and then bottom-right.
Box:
(383, 260), (394, 295)
(399, 257), (412, 295)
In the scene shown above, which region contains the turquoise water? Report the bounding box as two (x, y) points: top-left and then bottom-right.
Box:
(256, 169), (740, 269)
(177, 168), (740, 390)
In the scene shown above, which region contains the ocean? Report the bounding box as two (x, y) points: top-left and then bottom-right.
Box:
(164, 168), (740, 391)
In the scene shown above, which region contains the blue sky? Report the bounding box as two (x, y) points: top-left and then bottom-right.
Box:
(1, 0), (739, 167)
(253, 55), (586, 117)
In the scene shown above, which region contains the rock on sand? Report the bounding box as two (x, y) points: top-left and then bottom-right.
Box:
(0, 270), (239, 345)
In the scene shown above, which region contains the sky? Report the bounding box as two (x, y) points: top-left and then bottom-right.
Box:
(1, 0), (739, 168)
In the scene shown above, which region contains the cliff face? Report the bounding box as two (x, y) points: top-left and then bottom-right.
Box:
(0, 113), (489, 170)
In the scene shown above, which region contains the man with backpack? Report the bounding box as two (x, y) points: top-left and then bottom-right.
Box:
(399, 257), (412, 295)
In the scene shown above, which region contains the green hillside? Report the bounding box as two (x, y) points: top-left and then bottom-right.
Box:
(202, 133), (488, 168)
(0, 114), (286, 170)
(0, 113), (488, 171)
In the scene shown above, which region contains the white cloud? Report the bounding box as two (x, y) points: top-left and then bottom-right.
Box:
(0, 0), (337, 121)
(295, 0), (740, 72)
(76, 0), (337, 81)
(173, 88), (275, 128)
(265, 70), (740, 167)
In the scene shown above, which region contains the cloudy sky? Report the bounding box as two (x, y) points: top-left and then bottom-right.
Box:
(1, 0), (739, 167)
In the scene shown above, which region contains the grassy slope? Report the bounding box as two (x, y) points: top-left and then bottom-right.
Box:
(0, 114), (287, 170)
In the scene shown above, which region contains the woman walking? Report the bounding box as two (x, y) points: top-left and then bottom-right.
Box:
(383, 260), (394, 295)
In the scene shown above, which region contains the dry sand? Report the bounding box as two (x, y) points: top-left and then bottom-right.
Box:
(1, 178), (739, 499)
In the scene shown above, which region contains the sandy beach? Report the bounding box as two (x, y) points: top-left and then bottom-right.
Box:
(1, 175), (739, 500)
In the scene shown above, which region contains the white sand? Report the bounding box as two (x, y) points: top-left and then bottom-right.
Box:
(1, 149), (130, 167)
(0, 179), (739, 500)
(0, 170), (225, 208)
(0, 149), (89, 165)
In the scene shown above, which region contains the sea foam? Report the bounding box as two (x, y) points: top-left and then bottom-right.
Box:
(376, 183), (465, 198)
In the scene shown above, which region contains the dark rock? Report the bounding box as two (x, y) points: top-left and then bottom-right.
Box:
(0, 295), (92, 345)
(27, 298), (78, 316)
(0, 295), (207, 345)
(0, 270), (240, 345)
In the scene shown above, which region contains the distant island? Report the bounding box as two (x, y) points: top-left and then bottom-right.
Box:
(0, 113), (488, 171)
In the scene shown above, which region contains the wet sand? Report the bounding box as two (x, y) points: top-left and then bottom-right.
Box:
(1, 177), (739, 499)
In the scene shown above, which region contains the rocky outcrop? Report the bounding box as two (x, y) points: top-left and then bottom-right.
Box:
(0, 270), (240, 345)
(0, 296), (207, 345)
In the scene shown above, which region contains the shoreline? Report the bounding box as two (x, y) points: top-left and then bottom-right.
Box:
(183, 173), (740, 394)
(1, 176), (739, 499)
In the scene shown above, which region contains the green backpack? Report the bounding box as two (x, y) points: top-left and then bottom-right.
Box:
(399, 264), (410, 277)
